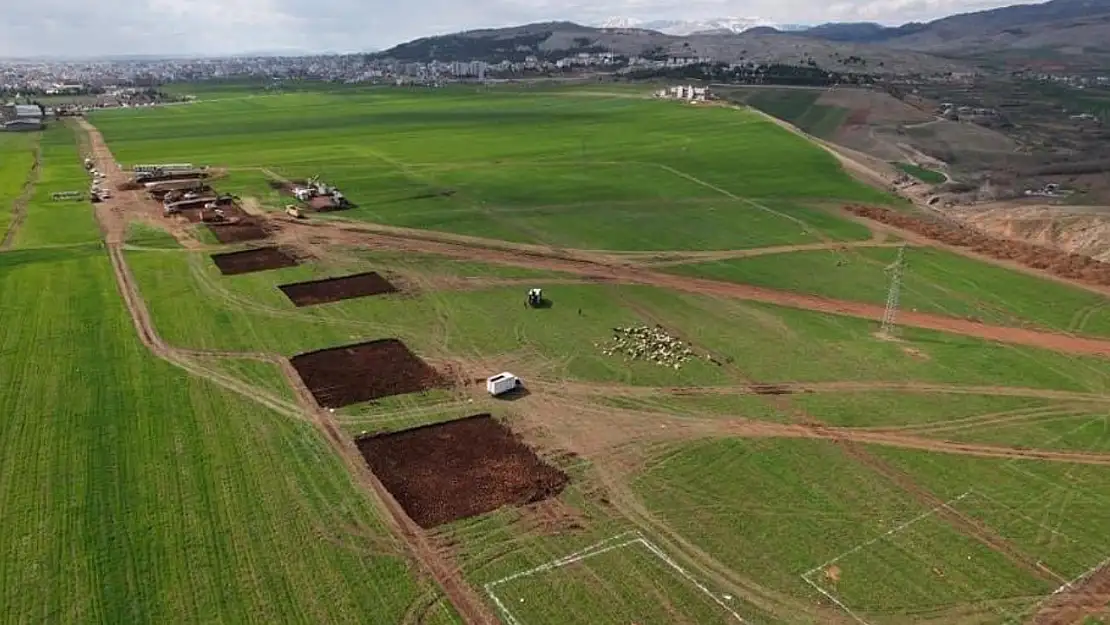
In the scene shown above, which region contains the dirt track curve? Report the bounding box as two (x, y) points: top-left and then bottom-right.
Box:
(76, 118), (500, 625)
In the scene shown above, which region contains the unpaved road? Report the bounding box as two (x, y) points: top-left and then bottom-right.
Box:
(276, 216), (1110, 358)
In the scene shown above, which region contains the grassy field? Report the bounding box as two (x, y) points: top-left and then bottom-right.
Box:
(631, 438), (1105, 623)
(723, 88), (851, 139)
(894, 161), (947, 184)
(0, 132), (38, 237)
(19, 82), (1110, 624)
(92, 87), (890, 250)
(10, 124), (100, 248)
(124, 248), (1110, 393)
(667, 244), (1110, 336)
(0, 134), (453, 623)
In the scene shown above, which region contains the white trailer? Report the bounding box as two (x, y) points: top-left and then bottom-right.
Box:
(486, 372), (521, 397)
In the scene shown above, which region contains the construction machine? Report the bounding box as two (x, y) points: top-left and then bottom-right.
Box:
(285, 205), (305, 219)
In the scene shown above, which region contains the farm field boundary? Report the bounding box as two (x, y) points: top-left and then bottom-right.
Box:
(802, 491), (974, 624)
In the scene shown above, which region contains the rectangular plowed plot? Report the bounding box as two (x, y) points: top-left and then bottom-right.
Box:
(207, 221), (269, 243)
(356, 414), (569, 528)
(290, 339), (445, 408)
(278, 272), (397, 307)
(211, 247), (298, 275)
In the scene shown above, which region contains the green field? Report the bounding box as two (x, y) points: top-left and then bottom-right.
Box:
(0, 251), (446, 622)
(0, 132), (38, 239)
(10, 124), (99, 248)
(894, 161), (948, 184)
(92, 87), (890, 250)
(8, 83), (1110, 625)
(667, 244), (1110, 335)
(724, 87), (851, 138)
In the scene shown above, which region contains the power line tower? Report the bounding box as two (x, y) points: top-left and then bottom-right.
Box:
(880, 244), (907, 338)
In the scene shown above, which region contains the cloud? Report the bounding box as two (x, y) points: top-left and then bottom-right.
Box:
(0, 0), (1044, 58)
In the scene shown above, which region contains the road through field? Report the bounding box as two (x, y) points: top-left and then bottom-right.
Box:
(77, 117), (500, 625)
(276, 216), (1110, 358)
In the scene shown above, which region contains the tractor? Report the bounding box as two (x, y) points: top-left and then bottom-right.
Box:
(526, 288), (543, 308)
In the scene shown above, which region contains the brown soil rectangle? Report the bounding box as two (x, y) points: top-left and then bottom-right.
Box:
(356, 414), (569, 528)
(207, 219), (270, 243)
(278, 272), (398, 307)
(290, 338), (445, 408)
(211, 246), (298, 275)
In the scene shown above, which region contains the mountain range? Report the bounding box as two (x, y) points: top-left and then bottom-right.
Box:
(375, 0), (1110, 73)
(597, 17), (809, 36)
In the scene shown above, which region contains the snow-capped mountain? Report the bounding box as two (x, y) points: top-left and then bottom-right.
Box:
(598, 17), (808, 35)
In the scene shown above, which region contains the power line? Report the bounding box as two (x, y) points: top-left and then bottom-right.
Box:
(880, 243), (907, 338)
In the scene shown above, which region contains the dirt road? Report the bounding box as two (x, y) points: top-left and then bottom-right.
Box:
(276, 216), (1110, 358)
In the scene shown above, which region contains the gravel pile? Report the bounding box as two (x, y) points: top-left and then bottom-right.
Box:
(599, 325), (700, 369)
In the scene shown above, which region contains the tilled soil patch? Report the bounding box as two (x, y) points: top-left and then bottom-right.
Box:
(279, 271), (397, 307)
(207, 218), (271, 243)
(356, 414), (569, 528)
(211, 246), (299, 275)
(290, 338), (445, 408)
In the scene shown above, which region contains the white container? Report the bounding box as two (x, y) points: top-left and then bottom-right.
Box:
(486, 372), (520, 396)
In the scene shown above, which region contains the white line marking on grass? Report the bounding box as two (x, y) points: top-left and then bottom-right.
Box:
(803, 491), (972, 577)
(1003, 556), (1110, 624)
(484, 531), (747, 624)
(637, 536), (748, 623)
(801, 491), (972, 625)
(802, 575), (873, 625)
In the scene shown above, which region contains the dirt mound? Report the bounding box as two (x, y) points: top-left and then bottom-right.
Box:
(210, 247), (299, 275)
(278, 271), (398, 307)
(355, 414), (569, 528)
(290, 339), (446, 408)
(847, 205), (1110, 287)
(953, 205), (1110, 263)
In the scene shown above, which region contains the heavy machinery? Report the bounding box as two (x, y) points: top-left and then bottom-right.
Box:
(526, 288), (543, 308)
(285, 205), (305, 219)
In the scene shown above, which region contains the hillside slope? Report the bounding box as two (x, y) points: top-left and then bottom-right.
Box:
(375, 22), (971, 74)
(796, 0), (1110, 64)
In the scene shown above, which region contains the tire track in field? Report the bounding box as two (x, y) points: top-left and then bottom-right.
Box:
(0, 139), (42, 251)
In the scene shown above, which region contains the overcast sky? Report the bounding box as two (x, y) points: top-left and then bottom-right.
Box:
(0, 0), (1041, 58)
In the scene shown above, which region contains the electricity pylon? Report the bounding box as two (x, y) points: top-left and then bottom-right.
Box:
(880, 244), (907, 337)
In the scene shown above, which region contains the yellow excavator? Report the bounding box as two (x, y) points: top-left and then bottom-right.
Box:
(285, 204), (305, 219)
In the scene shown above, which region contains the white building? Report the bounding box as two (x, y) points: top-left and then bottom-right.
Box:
(656, 85), (709, 102)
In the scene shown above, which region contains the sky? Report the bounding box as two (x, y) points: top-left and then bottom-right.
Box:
(0, 0), (1045, 58)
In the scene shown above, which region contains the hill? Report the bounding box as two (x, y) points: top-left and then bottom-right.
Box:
(373, 22), (972, 75)
(796, 0), (1110, 66)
